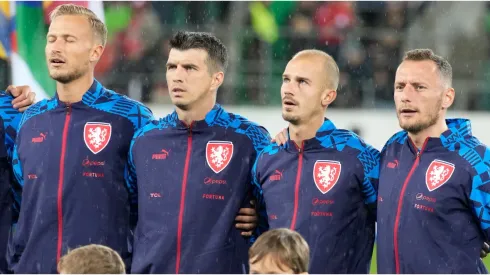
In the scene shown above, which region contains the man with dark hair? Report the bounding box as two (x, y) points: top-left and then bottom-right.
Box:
(377, 48), (490, 273)
(127, 31), (271, 274)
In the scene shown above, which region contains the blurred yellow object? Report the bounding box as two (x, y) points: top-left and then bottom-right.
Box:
(249, 1), (279, 44)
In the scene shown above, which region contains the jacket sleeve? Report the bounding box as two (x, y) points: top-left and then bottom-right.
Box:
(248, 149), (269, 244)
(124, 104), (154, 230)
(6, 104), (23, 224)
(125, 130), (142, 230)
(469, 147), (490, 241)
(357, 144), (380, 219)
(245, 126), (271, 244)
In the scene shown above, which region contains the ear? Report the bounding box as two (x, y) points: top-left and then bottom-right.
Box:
(321, 89), (337, 108)
(210, 71), (225, 91)
(441, 87), (455, 110)
(89, 45), (104, 63)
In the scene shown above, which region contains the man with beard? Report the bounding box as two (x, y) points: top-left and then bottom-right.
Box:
(376, 49), (490, 273)
(7, 4), (154, 273)
(253, 49), (379, 273)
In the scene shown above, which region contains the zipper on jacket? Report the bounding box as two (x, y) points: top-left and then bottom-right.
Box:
(57, 104), (72, 263)
(393, 138), (428, 273)
(290, 141), (304, 230)
(176, 123), (193, 274)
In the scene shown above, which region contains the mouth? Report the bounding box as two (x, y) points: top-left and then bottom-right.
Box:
(399, 108), (417, 115)
(49, 58), (65, 65)
(171, 87), (186, 97)
(172, 88), (185, 93)
(283, 98), (298, 107)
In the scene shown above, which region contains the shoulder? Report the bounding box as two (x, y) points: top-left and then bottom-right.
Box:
(380, 130), (408, 155)
(132, 117), (173, 142)
(0, 92), (20, 121)
(448, 135), (490, 174)
(19, 98), (57, 128)
(325, 129), (380, 175)
(89, 89), (154, 130)
(0, 91), (14, 104)
(215, 111), (269, 136)
(327, 128), (380, 156)
(213, 110), (271, 152)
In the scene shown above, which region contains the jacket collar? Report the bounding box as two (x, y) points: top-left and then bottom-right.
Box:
(284, 118), (337, 152)
(166, 104), (223, 129)
(405, 118), (473, 154)
(53, 79), (104, 108)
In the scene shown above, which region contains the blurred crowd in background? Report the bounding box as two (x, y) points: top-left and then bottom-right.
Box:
(5, 1), (490, 111)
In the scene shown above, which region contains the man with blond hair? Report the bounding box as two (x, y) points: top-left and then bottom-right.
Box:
(7, 4), (154, 273)
(57, 244), (125, 274)
(249, 228), (309, 274)
(262, 49), (379, 273)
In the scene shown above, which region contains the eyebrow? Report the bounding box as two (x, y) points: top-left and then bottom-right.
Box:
(46, 33), (77, 39)
(395, 81), (429, 86)
(166, 62), (199, 68)
(283, 74), (312, 83)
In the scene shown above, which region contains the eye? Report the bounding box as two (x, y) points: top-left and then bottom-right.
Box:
(282, 77), (290, 83)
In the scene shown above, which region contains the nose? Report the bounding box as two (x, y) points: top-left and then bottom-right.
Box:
(400, 85), (415, 103)
(281, 81), (295, 98)
(48, 39), (64, 54)
(172, 65), (185, 83)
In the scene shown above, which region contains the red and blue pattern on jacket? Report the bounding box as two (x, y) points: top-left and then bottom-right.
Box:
(377, 118), (490, 274)
(8, 80), (154, 273)
(127, 104), (271, 274)
(253, 118), (379, 273)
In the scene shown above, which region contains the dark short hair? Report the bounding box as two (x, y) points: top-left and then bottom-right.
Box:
(403, 49), (452, 87)
(169, 31), (228, 73)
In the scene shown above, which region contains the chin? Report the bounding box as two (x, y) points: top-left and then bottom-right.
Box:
(50, 70), (83, 84)
(173, 100), (191, 110)
(282, 113), (299, 124)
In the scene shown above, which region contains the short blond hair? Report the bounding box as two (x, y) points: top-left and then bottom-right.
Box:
(50, 4), (107, 46)
(57, 244), (125, 274)
(249, 228), (310, 274)
(293, 49), (340, 91)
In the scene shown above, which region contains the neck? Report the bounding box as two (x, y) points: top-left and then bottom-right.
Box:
(289, 115), (325, 147)
(176, 93), (216, 126)
(408, 118), (448, 149)
(57, 73), (94, 103)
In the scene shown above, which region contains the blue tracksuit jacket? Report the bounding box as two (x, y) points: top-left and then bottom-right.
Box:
(8, 80), (153, 273)
(253, 118), (379, 273)
(128, 104), (271, 274)
(0, 93), (21, 273)
(377, 118), (490, 273)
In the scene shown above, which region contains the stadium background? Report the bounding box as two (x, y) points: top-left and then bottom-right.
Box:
(2, 1), (490, 272)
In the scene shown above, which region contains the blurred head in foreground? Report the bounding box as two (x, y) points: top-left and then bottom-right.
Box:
(57, 244), (125, 274)
(249, 228), (310, 274)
